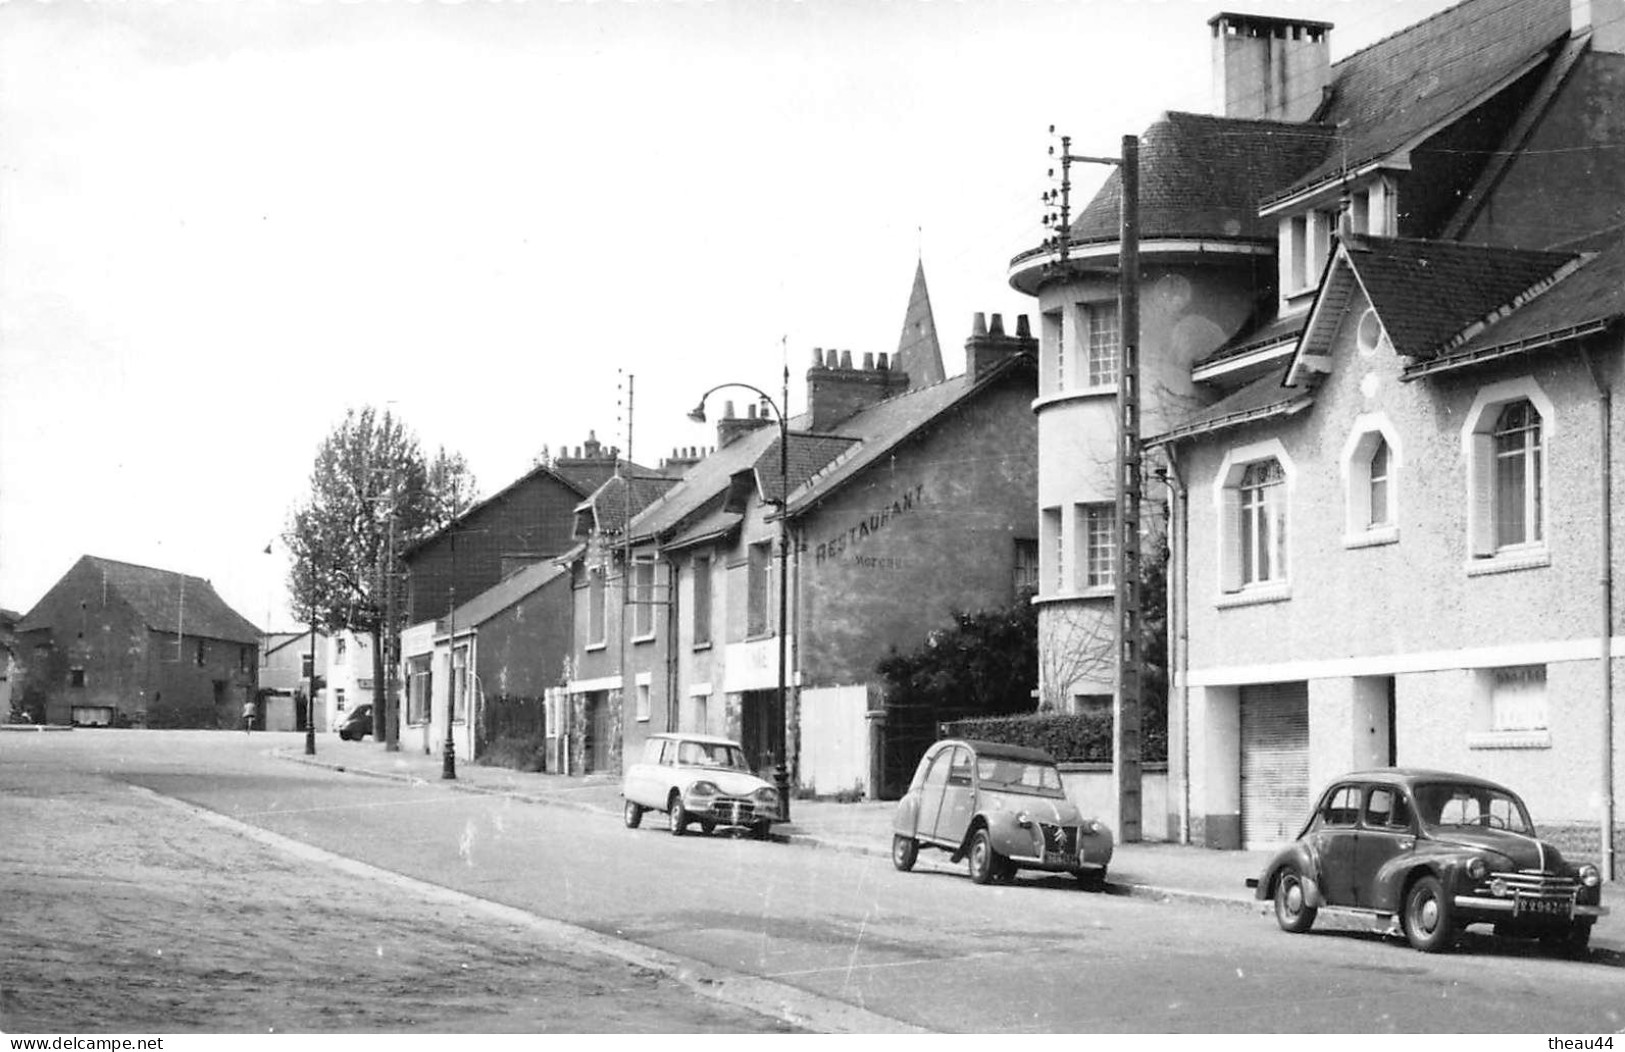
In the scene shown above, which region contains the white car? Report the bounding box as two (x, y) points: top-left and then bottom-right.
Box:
(621, 732), (782, 837)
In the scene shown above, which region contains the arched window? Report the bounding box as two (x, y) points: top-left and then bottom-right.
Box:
(1238, 458), (1287, 586)
(1491, 399), (1542, 548)
(1368, 438), (1391, 528)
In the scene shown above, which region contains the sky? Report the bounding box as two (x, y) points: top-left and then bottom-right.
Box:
(0, 0), (1465, 631)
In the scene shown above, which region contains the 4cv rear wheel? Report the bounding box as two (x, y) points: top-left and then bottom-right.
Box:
(1273, 865), (1318, 934)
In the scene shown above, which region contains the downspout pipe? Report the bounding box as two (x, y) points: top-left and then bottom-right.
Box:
(1581, 338), (1617, 882)
(1160, 443), (1191, 846)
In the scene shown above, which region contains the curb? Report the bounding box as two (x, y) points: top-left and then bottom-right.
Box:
(275, 748), (1623, 965)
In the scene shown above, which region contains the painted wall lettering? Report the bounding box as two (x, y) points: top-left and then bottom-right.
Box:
(813, 483), (926, 564)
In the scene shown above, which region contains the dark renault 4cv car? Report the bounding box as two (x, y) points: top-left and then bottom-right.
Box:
(892, 739), (1113, 887)
(1252, 769), (1607, 955)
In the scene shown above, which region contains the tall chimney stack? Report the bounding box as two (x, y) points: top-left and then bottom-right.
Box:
(1210, 12), (1332, 122)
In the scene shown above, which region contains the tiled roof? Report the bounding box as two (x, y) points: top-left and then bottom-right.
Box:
(1150, 367), (1313, 444)
(1343, 236), (1577, 359)
(1417, 233), (1625, 368)
(755, 433), (860, 504)
(583, 473), (679, 537)
(1268, 0), (1569, 204)
(448, 559), (567, 631)
(20, 555), (260, 643)
(1069, 112), (1336, 246)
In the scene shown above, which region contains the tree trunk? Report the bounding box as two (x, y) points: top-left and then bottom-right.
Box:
(369, 624), (398, 750)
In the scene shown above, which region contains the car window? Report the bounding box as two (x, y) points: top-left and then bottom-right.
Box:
(676, 741), (750, 770)
(642, 739), (664, 764)
(975, 757), (1065, 798)
(1364, 787), (1411, 830)
(947, 748), (972, 787)
(1321, 785), (1361, 827)
(920, 749), (953, 791)
(657, 739), (676, 765)
(1416, 782), (1534, 835)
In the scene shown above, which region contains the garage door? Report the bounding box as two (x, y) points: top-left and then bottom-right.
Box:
(1240, 682), (1309, 849)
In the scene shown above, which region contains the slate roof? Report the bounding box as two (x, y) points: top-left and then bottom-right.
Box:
(628, 424), (781, 545)
(1195, 312), (1309, 370)
(783, 353), (1035, 517)
(1409, 234), (1625, 374)
(1065, 112), (1336, 247)
(632, 352), (1035, 544)
(1150, 367), (1313, 444)
(1268, 0), (1570, 205)
(1340, 235), (1578, 359)
(447, 559), (568, 632)
(20, 555), (261, 643)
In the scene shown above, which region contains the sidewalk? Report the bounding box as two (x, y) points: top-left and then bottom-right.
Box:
(276, 735), (1621, 961)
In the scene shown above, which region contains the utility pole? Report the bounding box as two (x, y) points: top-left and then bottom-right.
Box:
(1046, 129), (1143, 842)
(1113, 134), (1144, 844)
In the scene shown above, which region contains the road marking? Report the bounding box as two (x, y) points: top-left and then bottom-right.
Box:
(129, 783), (927, 1035)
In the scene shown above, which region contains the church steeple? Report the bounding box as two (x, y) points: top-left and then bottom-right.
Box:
(894, 259), (945, 387)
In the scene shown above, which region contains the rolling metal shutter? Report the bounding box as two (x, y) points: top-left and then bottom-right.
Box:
(1240, 682), (1310, 849)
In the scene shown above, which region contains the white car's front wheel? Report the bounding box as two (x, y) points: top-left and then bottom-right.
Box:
(667, 795), (689, 836)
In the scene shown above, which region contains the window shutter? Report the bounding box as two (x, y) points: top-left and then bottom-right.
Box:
(1221, 487), (1244, 591)
(1469, 431), (1496, 556)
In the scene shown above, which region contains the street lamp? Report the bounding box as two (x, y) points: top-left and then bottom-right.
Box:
(687, 366), (793, 822)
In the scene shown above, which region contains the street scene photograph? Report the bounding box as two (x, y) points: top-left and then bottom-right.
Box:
(2, 0), (1623, 1039)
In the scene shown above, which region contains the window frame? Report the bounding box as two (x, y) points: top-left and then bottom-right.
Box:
(631, 558), (656, 641)
(691, 553), (712, 648)
(1340, 415), (1402, 548)
(1075, 503), (1115, 592)
(1083, 300), (1120, 388)
(587, 565), (607, 648)
(1461, 378), (1555, 573)
(746, 541), (772, 639)
(1213, 439), (1294, 605)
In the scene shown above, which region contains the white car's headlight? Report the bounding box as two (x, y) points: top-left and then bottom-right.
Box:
(753, 787), (779, 804)
(689, 780), (720, 796)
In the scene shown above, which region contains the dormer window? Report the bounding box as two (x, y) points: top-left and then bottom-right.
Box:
(1283, 208), (1335, 300)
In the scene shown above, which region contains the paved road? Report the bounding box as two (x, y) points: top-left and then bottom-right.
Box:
(5, 730), (1623, 1033)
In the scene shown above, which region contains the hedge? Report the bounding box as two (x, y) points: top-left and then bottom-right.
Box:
(940, 711), (1167, 764)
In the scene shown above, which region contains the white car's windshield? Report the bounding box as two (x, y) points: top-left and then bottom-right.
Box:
(976, 757), (1065, 798)
(1414, 782), (1534, 836)
(677, 742), (750, 770)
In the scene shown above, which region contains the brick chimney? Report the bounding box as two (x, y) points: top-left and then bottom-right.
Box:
(661, 446), (708, 475)
(1210, 12), (1332, 122)
(805, 346), (911, 430)
(716, 400), (773, 448)
(964, 312), (1037, 381)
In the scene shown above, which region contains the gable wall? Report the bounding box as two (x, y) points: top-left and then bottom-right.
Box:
(796, 374), (1038, 686)
(1182, 293), (1620, 673)
(404, 473), (582, 624)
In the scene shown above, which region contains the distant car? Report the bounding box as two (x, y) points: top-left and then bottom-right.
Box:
(621, 733), (782, 838)
(891, 739), (1113, 888)
(337, 705), (373, 741)
(1251, 768), (1608, 955)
